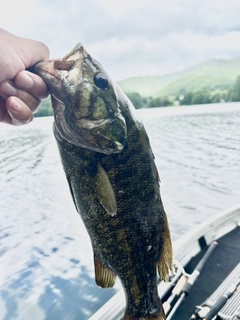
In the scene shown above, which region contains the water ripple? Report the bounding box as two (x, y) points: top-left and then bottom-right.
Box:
(1, 104), (240, 319)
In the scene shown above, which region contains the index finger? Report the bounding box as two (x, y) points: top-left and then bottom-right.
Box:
(18, 38), (50, 69)
(14, 70), (49, 100)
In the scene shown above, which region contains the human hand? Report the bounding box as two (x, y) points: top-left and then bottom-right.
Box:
(0, 28), (49, 125)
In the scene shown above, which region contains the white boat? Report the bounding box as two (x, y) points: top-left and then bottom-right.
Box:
(89, 203), (240, 320)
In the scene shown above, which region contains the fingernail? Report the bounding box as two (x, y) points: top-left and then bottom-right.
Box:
(2, 82), (17, 98)
(12, 114), (33, 126)
(21, 74), (34, 89)
(11, 101), (22, 112)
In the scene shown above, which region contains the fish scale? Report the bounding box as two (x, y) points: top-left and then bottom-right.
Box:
(33, 43), (173, 320)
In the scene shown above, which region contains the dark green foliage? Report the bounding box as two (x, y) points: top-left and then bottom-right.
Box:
(126, 92), (173, 109)
(228, 75), (240, 102)
(125, 92), (147, 109)
(125, 74), (240, 108)
(211, 93), (222, 103)
(35, 74), (240, 117)
(191, 91), (211, 104)
(118, 58), (240, 98)
(211, 92), (227, 103)
(179, 90), (211, 105)
(146, 96), (172, 108)
(35, 97), (53, 117)
(179, 74), (240, 105)
(180, 92), (194, 105)
(179, 90), (228, 105)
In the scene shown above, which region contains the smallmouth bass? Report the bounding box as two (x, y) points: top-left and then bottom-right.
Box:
(33, 44), (173, 320)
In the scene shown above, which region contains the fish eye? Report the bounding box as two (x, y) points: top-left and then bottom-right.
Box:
(94, 73), (109, 90)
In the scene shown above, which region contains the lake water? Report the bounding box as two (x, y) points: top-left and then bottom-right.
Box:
(1, 103), (240, 320)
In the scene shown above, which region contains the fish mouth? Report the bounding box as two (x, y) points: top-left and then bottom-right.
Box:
(33, 43), (88, 93)
(34, 44), (127, 154)
(51, 96), (125, 154)
(33, 60), (62, 94)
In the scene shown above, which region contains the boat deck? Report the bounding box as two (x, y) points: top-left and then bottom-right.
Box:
(89, 206), (240, 320)
(171, 226), (240, 319)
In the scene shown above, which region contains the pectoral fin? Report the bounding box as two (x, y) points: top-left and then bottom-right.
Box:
(94, 254), (116, 288)
(90, 162), (117, 216)
(157, 211), (173, 282)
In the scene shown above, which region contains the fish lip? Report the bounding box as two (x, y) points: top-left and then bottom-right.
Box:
(33, 43), (86, 78)
(35, 44), (126, 154)
(33, 61), (61, 81)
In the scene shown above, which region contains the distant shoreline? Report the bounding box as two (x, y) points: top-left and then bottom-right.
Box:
(137, 101), (240, 118)
(33, 101), (240, 122)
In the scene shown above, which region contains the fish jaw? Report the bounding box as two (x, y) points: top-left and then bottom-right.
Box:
(33, 44), (127, 154)
(33, 43), (86, 101)
(33, 60), (65, 103)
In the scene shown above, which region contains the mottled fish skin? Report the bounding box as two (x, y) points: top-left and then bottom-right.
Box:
(33, 44), (173, 320)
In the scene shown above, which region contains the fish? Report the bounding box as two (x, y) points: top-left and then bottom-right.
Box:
(33, 43), (173, 320)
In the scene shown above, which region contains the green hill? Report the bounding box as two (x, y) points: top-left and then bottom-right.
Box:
(116, 73), (183, 97)
(117, 58), (240, 98)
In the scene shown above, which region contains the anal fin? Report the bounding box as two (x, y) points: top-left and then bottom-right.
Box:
(157, 211), (173, 282)
(94, 254), (116, 288)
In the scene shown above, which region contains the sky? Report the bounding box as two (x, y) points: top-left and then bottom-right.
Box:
(1, 0), (240, 81)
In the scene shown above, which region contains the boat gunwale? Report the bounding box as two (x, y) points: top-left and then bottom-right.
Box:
(88, 203), (240, 320)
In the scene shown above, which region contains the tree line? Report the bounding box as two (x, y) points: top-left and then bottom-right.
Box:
(36, 75), (240, 117)
(127, 75), (240, 109)
(178, 75), (240, 106)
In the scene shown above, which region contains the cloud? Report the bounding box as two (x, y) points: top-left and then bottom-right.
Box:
(1, 0), (240, 79)
(87, 30), (240, 80)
